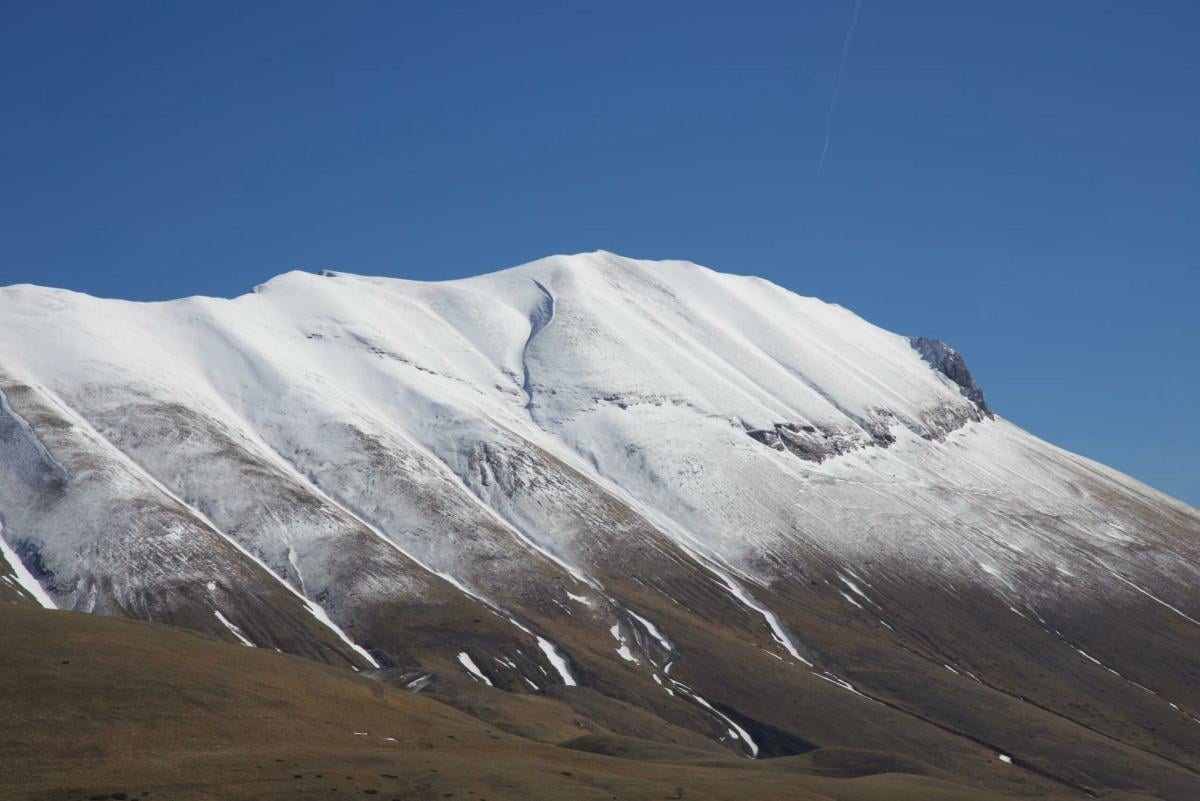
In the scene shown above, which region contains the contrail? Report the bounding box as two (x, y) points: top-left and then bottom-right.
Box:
(817, 0), (863, 175)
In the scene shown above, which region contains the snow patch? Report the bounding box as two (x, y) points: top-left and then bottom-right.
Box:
(457, 652), (493, 686)
(680, 687), (759, 758)
(213, 609), (255, 647)
(839, 590), (864, 610)
(838, 573), (873, 606)
(813, 670), (873, 701)
(610, 623), (638, 663)
(710, 569), (809, 664)
(626, 610), (670, 648)
(536, 636), (577, 686)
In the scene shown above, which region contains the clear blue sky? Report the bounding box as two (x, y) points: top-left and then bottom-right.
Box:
(2, 2), (1197, 505)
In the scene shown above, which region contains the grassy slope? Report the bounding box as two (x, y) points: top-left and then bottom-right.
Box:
(0, 604), (1052, 801)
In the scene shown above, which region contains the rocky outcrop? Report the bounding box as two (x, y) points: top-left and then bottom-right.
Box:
(745, 421), (889, 463)
(910, 336), (992, 417)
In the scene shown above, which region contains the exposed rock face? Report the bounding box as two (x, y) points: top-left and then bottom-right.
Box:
(2, 252), (1199, 800)
(910, 336), (992, 416)
(745, 419), (894, 463)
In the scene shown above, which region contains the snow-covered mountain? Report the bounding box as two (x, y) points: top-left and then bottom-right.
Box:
(3, 251), (1199, 798)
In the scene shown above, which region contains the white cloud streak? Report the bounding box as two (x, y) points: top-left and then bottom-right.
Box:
(817, 0), (863, 175)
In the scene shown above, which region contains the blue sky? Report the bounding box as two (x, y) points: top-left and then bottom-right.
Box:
(2, 2), (1197, 504)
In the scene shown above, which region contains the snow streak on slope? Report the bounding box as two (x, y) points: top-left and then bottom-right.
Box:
(213, 609), (255, 647)
(457, 652), (493, 686)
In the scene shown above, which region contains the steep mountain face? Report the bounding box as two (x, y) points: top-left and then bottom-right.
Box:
(2, 251), (1198, 799)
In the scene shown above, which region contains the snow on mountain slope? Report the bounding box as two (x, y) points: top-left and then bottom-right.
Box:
(2, 252), (1199, 798)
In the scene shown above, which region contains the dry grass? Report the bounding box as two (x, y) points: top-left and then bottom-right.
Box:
(0, 604), (1039, 801)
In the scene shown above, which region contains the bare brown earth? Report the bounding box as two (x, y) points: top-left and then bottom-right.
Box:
(1, 604), (1070, 801)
